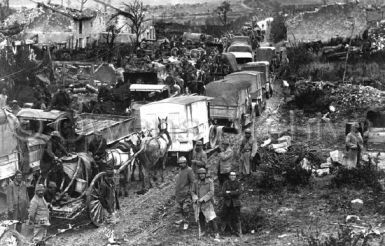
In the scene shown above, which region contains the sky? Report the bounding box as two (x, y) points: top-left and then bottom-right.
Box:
(9, 0), (222, 8)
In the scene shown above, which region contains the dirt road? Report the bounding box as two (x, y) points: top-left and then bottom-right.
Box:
(46, 82), (284, 246)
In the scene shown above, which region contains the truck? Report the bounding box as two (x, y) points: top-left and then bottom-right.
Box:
(205, 80), (253, 132)
(225, 71), (266, 116)
(241, 61), (273, 98)
(227, 42), (254, 65)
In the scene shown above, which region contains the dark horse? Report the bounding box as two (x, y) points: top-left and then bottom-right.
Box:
(126, 117), (172, 192)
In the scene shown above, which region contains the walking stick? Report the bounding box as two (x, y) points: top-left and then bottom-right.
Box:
(193, 201), (201, 239)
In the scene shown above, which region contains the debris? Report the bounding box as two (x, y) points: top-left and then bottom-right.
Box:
(351, 199), (364, 211)
(330, 150), (344, 164)
(315, 168), (330, 177)
(300, 158), (312, 171)
(346, 215), (360, 223)
(261, 138), (272, 147)
(320, 162), (331, 169)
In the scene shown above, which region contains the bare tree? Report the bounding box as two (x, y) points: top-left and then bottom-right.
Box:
(216, 1), (231, 28)
(79, 0), (88, 11)
(95, 0), (149, 47)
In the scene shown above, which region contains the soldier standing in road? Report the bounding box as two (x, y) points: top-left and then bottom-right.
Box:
(28, 184), (50, 246)
(175, 156), (195, 230)
(192, 168), (220, 241)
(239, 128), (258, 176)
(217, 140), (233, 186)
(221, 171), (242, 237)
(7, 170), (29, 232)
(191, 141), (208, 175)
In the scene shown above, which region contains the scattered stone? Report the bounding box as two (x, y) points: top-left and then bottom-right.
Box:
(351, 199), (364, 211)
(346, 215), (360, 223)
(320, 162), (331, 169)
(315, 168), (330, 177)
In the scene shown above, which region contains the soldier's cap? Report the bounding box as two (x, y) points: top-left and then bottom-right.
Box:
(245, 128), (252, 134)
(196, 141), (203, 146)
(35, 184), (45, 192)
(50, 131), (61, 138)
(178, 156), (187, 164)
(15, 170), (22, 176)
(197, 168), (206, 174)
(11, 100), (18, 104)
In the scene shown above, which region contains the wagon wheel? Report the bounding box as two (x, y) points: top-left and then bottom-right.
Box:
(0, 229), (23, 246)
(86, 172), (117, 227)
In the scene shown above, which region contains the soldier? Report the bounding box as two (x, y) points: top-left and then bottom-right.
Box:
(221, 171), (242, 237)
(192, 168), (220, 241)
(175, 156), (195, 230)
(41, 131), (69, 179)
(0, 88), (8, 108)
(88, 131), (110, 174)
(239, 128), (258, 176)
(28, 184), (50, 246)
(7, 171), (29, 232)
(191, 141), (208, 175)
(217, 140), (233, 186)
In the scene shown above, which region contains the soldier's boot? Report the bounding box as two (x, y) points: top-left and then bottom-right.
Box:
(235, 221), (242, 238)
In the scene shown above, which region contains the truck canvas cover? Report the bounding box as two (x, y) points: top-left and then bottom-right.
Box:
(205, 80), (250, 107)
(225, 71), (263, 100)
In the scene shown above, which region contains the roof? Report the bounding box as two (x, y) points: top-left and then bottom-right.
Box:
(130, 84), (169, 92)
(16, 109), (69, 121)
(146, 95), (212, 106)
(258, 46), (276, 50)
(245, 61), (270, 66)
(226, 71), (262, 77)
(230, 52), (253, 59)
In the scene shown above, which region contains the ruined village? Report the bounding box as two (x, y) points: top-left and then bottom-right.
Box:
(0, 0), (385, 245)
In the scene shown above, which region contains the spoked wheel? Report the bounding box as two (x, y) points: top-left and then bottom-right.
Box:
(0, 229), (23, 246)
(86, 172), (117, 227)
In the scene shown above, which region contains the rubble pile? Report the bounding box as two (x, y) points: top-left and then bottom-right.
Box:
(293, 80), (335, 112)
(330, 84), (385, 116)
(247, 142), (325, 189)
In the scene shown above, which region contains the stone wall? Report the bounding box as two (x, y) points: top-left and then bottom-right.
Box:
(286, 3), (369, 43)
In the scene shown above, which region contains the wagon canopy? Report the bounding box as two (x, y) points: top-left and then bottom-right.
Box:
(205, 80), (250, 106)
(0, 109), (18, 159)
(16, 109), (69, 121)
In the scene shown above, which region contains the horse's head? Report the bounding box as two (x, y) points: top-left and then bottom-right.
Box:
(125, 132), (142, 149)
(158, 117), (168, 132)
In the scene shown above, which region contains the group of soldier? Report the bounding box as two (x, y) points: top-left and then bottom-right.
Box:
(174, 128), (258, 240)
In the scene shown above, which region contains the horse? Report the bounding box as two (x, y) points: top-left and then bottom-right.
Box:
(125, 117), (171, 193)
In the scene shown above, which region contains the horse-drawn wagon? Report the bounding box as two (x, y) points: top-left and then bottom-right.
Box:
(137, 95), (214, 159)
(14, 108), (138, 226)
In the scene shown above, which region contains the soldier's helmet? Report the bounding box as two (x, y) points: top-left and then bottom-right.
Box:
(178, 156), (187, 164)
(197, 168), (206, 174)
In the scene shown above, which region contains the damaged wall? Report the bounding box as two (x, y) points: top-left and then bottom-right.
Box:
(286, 3), (369, 43)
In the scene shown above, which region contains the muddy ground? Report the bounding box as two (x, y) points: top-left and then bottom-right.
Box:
(44, 82), (385, 246)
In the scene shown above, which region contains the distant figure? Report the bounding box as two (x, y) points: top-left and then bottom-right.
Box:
(7, 171), (29, 232)
(10, 100), (21, 115)
(345, 123), (363, 168)
(191, 141), (208, 175)
(239, 128), (258, 176)
(0, 88), (8, 108)
(217, 140), (234, 186)
(48, 87), (71, 111)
